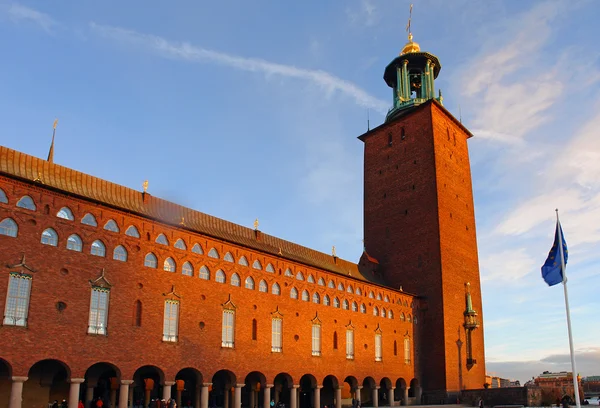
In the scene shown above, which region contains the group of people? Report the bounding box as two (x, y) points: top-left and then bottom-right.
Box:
(147, 398), (178, 408)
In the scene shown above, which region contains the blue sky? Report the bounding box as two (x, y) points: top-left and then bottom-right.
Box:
(1, 0), (599, 383)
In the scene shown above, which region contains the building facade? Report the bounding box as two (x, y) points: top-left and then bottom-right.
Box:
(0, 33), (485, 408)
(534, 372), (584, 404)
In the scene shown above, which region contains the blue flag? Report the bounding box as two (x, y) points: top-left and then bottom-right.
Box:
(541, 221), (568, 286)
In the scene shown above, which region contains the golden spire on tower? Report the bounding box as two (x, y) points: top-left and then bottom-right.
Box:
(400, 4), (421, 55)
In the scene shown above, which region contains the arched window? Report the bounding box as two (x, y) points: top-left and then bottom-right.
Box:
(337, 283), (344, 291)
(296, 272), (304, 281)
(245, 276), (255, 290)
(104, 219), (119, 232)
(400, 312), (406, 322)
(208, 248), (219, 258)
(407, 314), (412, 323)
(333, 297), (340, 308)
(182, 261), (193, 276)
(265, 263), (275, 273)
(224, 252), (234, 262)
(360, 304), (366, 314)
(134, 300), (142, 327)
(199, 266), (210, 280)
(369, 291), (374, 299)
(343, 299), (349, 310)
(0, 218), (18, 237)
(377, 293), (382, 301)
(113, 245), (128, 261)
(384, 295), (390, 303)
(163, 257), (176, 272)
(381, 308), (387, 318)
(312, 292), (320, 304)
(144, 253), (157, 268)
(355, 287), (362, 296)
(259, 280), (268, 293)
(394, 340), (398, 356)
(307, 274), (315, 283)
(91, 240), (106, 257)
(231, 273), (241, 287)
(301, 290), (309, 302)
(215, 270), (226, 283)
(238, 255), (248, 266)
(373, 306), (379, 316)
(125, 225), (140, 238)
(284, 268), (293, 277)
(272, 282), (280, 295)
(56, 207), (74, 220)
(155, 234), (169, 245)
(333, 331), (338, 349)
(81, 213), (97, 226)
(41, 228), (58, 246)
(66, 234), (82, 252)
(389, 310), (394, 319)
(352, 302), (359, 312)
(0, 188), (7, 203)
(252, 260), (262, 270)
(328, 280), (335, 289)
(290, 287), (298, 299)
(404, 338), (411, 364)
(191, 243), (203, 254)
(16, 196), (36, 211)
(317, 278), (325, 286)
(252, 318), (258, 341)
(323, 295), (330, 306)
(347, 285), (353, 293)
(174, 239), (187, 250)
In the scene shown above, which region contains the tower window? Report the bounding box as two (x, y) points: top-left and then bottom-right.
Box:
(401, 127), (406, 140)
(388, 132), (393, 146)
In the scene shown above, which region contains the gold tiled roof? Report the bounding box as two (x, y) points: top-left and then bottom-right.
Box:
(0, 146), (381, 284)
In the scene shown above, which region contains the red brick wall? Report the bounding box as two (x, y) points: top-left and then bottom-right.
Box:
(0, 177), (417, 389)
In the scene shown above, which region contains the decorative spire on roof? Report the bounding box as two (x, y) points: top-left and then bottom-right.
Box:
(253, 218), (259, 230)
(332, 246), (337, 258)
(143, 180), (149, 193)
(47, 119), (58, 163)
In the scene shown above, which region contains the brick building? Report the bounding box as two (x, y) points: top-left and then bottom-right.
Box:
(0, 33), (485, 408)
(534, 372), (584, 404)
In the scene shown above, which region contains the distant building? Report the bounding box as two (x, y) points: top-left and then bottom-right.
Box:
(534, 371), (584, 404)
(582, 376), (600, 393)
(484, 376), (514, 388)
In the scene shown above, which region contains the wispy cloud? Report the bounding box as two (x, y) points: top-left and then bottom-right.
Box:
(480, 248), (537, 282)
(5, 3), (57, 33)
(347, 0), (380, 27)
(89, 22), (388, 114)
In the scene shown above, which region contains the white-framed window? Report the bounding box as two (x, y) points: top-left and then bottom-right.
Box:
(259, 280), (268, 293)
(352, 301), (358, 312)
(302, 290), (309, 302)
(377, 293), (382, 301)
(375, 333), (383, 361)
(199, 265), (210, 280)
(238, 255), (248, 266)
(81, 213), (97, 226)
(191, 243), (203, 254)
(384, 295), (390, 302)
(222, 309), (235, 347)
(3, 273), (32, 326)
(272, 317), (282, 352)
(311, 323), (321, 356)
(174, 239), (187, 250)
(404, 338), (411, 364)
(104, 219), (119, 233)
(90, 240), (106, 257)
(360, 304), (366, 314)
(284, 268), (293, 277)
(163, 257), (176, 272)
(271, 282), (280, 295)
(323, 295), (330, 306)
(317, 277), (325, 286)
(373, 306), (379, 316)
(155, 233), (169, 245)
(312, 292), (320, 304)
(224, 252), (234, 262)
(216, 270), (226, 283)
(67, 234), (83, 252)
(16, 196), (36, 211)
(296, 272), (304, 281)
(113, 245), (128, 262)
(88, 288), (109, 335)
(252, 260), (262, 270)
(144, 253), (158, 268)
(245, 276), (255, 290)
(182, 261), (193, 276)
(369, 291), (374, 299)
(307, 274), (315, 283)
(163, 299), (179, 342)
(389, 310), (394, 319)
(400, 312), (406, 321)
(56, 207), (74, 220)
(338, 283), (344, 291)
(328, 280), (335, 289)
(290, 287), (298, 299)
(265, 263), (275, 273)
(333, 297), (340, 308)
(208, 248), (219, 258)
(381, 308), (387, 318)
(0, 188), (7, 203)
(41, 228), (58, 246)
(347, 285), (353, 294)
(0, 218), (18, 237)
(125, 225), (140, 238)
(346, 329), (354, 359)
(231, 273), (241, 287)
(355, 287), (362, 296)
(343, 299), (349, 310)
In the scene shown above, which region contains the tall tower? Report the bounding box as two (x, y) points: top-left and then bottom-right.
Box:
(359, 30), (486, 397)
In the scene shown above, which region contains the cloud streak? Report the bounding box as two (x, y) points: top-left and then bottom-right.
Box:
(89, 22), (389, 114)
(6, 3), (57, 32)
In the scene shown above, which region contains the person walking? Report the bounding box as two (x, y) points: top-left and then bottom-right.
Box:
(478, 397), (484, 408)
(78, 400), (84, 408)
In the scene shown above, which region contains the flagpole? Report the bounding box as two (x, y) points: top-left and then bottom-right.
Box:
(556, 209), (581, 408)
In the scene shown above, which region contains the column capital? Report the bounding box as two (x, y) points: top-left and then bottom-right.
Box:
(236, 383), (245, 388)
(202, 383), (213, 387)
(265, 384), (274, 388)
(375, 386), (381, 390)
(355, 386), (363, 390)
(11, 376), (28, 382)
(70, 378), (85, 384)
(164, 381), (176, 386)
(391, 387), (396, 390)
(121, 380), (134, 385)
(314, 385), (323, 389)
(335, 386), (343, 390)
(290, 385), (300, 389)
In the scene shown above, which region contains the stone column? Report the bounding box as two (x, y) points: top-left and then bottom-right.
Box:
(355, 386), (363, 405)
(8, 376), (28, 408)
(201, 383), (211, 408)
(335, 387), (342, 408)
(110, 389), (117, 408)
(224, 388), (230, 408)
(177, 389), (182, 408)
(250, 387), (256, 408)
(69, 378), (85, 408)
(263, 384), (273, 408)
(403, 388), (408, 406)
(235, 385), (244, 408)
(313, 385), (322, 408)
(163, 381), (175, 401)
(289, 386), (299, 408)
(85, 384), (96, 408)
(128, 385), (134, 408)
(414, 387), (422, 405)
(389, 388), (395, 407)
(372, 387), (379, 408)
(119, 380), (133, 408)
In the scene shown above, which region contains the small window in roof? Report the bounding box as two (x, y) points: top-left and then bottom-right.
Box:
(245, 276), (255, 290)
(91, 240), (106, 257)
(0, 218), (18, 237)
(56, 207), (74, 220)
(174, 239), (187, 250)
(296, 272), (304, 281)
(144, 253), (158, 268)
(125, 225), (140, 238)
(41, 228), (58, 246)
(192, 243), (203, 254)
(66, 234), (82, 252)
(355, 287), (362, 296)
(259, 280), (268, 293)
(272, 282), (280, 295)
(347, 285), (353, 293)
(208, 248), (219, 259)
(231, 273), (241, 287)
(16, 196), (36, 211)
(252, 260), (262, 270)
(113, 245), (128, 262)
(216, 270), (226, 283)
(238, 255), (249, 266)
(328, 280), (335, 289)
(317, 278), (325, 286)
(0, 188), (7, 203)
(307, 275), (315, 283)
(199, 265), (210, 280)
(182, 261), (193, 276)
(337, 283), (344, 291)
(376, 293), (382, 301)
(164, 257), (176, 272)
(343, 299), (349, 310)
(104, 219), (119, 233)
(81, 213), (97, 226)
(156, 234), (169, 246)
(369, 291), (374, 299)
(284, 268), (293, 277)
(224, 252), (234, 263)
(265, 263), (275, 273)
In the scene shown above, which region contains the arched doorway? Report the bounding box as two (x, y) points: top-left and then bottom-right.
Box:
(322, 375), (339, 408)
(361, 377), (376, 407)
(343, 376), (358, 406)
(84, 362), (121, 408)
(176, 367), (203, 408)
(0, 359), (12, 408)
(211, 370), (237, 408)
(299, 374), (317, 408)
(132, 365), (165, 407)
(408, 379), (420, 404)
(379, 378), (391, 406)
(243, 371), (266, 408)
(394, 378), (407, 406)
(25, 359), (70, 408)
(273, 373), (293, 408)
